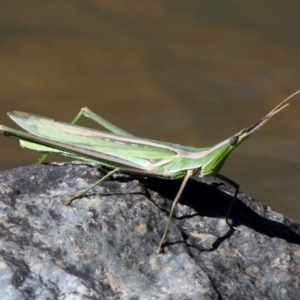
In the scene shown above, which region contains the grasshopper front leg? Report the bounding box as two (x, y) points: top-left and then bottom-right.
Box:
(214, 173), (239, 229)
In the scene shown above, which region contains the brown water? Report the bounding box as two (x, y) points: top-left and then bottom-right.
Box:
(0, 1), (300, 222)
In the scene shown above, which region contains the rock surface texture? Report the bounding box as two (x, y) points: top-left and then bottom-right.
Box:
(0, 162), (300, 300)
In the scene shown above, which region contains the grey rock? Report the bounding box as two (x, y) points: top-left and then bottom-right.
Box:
(0, 162), (299, 299)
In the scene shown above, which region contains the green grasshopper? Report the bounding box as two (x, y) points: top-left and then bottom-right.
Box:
(0, 90), (299, 253)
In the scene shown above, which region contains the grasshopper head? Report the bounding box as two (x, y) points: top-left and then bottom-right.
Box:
(200, 128), (250, 177)
(200, 90), (300, 177)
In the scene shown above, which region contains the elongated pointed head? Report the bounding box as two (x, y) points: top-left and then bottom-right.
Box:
(200, 130), (249, 176)
(200, 90), (300, 177)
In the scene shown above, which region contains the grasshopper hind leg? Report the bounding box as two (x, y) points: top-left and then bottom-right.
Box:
(79, 108), (134, 137)
(65, 167), (120, 206)
(39, 108), (133, 164)
(38, 109), (88, 163)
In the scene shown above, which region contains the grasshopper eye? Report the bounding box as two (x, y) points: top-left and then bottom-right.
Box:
(229, 134), (239, 145)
